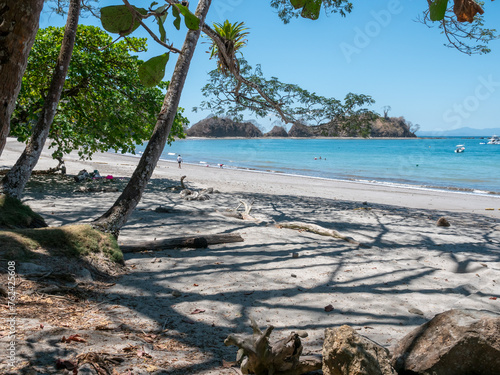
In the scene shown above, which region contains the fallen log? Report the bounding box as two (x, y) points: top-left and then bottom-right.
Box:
(277, 221), (370, 248)
(120, 233), (244, 253)
(224, 318), (322, 375)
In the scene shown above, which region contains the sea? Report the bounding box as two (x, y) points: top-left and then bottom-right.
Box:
(134, 137), (500, 196)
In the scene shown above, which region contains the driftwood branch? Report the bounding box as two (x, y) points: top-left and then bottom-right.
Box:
(277, 221), (370, 248)
(239, 200), (259, 222)
(120, 233), (244, 253)
(224, 319), (322, 375)
(180, 175), (187, 189)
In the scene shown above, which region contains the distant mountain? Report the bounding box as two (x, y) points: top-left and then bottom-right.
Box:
(416, 127), (500, 137)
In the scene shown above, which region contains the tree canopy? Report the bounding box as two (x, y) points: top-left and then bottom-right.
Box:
(11, 25), (188, 161)
(195, 58), (376, 134)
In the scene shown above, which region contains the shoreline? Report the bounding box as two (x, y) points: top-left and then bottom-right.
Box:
(2, 138), (499, 219)
(163, 158), (500, 198)
(138, 137), (500, 196)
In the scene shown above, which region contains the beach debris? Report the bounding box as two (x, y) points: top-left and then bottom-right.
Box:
(391, 309), (500, 375)
(277, 221), (370, 248)
(119, 233), (244, 253)
(190, 308), (206, 314)
(323, 325), (397, 375)
(292, 252), (299, 258)
(55, 358), (78, 373)
(76, 352), (123, 374)
(224, 318), (322, 375)
(436, 217), (451, 227)
(177, 178), (217, 200)
(61, 334), (87, 343)
(324, 304), (334, 312)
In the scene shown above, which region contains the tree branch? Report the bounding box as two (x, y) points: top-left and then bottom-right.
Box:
(202, 22), (295, 124)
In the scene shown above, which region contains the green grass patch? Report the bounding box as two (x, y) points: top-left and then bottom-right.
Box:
(0, 194), (47, 229)
(0, 224), (123, 263)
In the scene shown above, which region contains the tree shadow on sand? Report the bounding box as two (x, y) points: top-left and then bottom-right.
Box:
(8, 177), (500, 374)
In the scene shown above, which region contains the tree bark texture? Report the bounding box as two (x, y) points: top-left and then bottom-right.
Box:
(0, 0), (44, 156)
(1, 0), (81, 199)
(92, 0), (212, 236)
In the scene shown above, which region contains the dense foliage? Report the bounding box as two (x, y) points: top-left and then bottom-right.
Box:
(11, 25), (188, 161)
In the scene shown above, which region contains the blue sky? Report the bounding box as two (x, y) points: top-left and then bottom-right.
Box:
(39, 1), (500, 132)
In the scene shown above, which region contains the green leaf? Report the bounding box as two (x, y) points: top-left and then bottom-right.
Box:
(290, 0), (307, 10)
(174, 4), (200, 30)
(429, 0), (448, 21)
(158, 18), (167, 43)
(301, 0), (321, 20)
(100, 5), (147, 36)
(172, 5), (181, 30)
(154, 5), (168, 43)
(138, 53), (170, 87)
(154, 3), (168, 16)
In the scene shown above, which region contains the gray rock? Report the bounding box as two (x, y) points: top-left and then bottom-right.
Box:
(322, 325), (397, 375)
(392, 309), (500, 375)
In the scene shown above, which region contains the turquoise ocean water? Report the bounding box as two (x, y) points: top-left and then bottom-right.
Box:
(135, 138), (500, 195)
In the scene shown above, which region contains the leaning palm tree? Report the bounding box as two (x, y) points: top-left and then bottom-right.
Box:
(208, 20), (249, 76)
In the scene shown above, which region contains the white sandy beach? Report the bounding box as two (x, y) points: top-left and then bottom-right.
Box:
(2, 137), (500, 373)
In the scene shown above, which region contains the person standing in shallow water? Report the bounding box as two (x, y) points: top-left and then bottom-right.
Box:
(177, 155), (183, 169)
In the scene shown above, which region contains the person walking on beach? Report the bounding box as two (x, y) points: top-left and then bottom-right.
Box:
(177, 155), (183, 169)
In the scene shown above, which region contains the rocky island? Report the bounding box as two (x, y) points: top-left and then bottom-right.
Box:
(185, 116), (417, 138)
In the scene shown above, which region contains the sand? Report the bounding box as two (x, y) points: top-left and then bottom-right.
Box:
(2, 137), (500, 374)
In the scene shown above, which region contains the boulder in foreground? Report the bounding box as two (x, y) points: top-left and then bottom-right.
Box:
(322, 325), (397, 375)
(391, 309), (500, 375)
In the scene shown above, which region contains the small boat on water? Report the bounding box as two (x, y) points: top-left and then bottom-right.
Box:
(487, 135), (500, 145)
(455, 145), (465, 153)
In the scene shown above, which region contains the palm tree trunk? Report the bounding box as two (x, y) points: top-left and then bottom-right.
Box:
(92, 0), (212, 237)
(0, 0), (44, 156)
(1, 0), (81, 199)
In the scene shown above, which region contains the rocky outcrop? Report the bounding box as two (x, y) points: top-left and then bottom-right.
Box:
(287, 116), (416, 138)
(370, 117), (416, 137)
(186, 117), (262, 138)
(187, 116), (416, 138)
(287, 123), (315, 137)
(391, 309), (500, 375)
(264, 125), (288, 137)
(322, 325), (397, 375)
